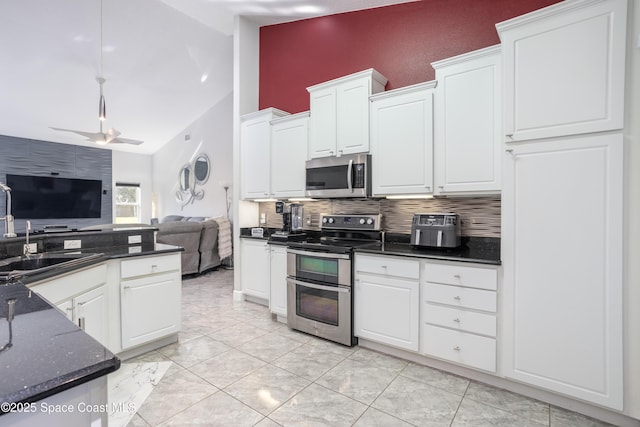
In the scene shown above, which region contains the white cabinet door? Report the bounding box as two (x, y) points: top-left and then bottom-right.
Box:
(240, 239), (271, 300)
(502, 133), (623, 409)
(433, 46), (501, 195)
(269, 245), (288, 317)
(336, 76), (372, 156)
(497, 0), (626, 141)
(56, 299), (74, 321)
(355, 272), (419, 351)
(241, 108), (289, 199)
(75, 285), (109, 347)
(270, 113), (309, 198)
(307, 69), (387, 159)
(308, 87), (337, 158)
(121, 271), (181, 349)
(370, 82), (435, 196)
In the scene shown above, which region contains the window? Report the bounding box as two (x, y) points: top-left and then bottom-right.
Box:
(114, 183), (141, 224)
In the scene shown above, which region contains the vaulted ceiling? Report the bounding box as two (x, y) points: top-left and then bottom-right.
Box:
(0, 0), (417, 154)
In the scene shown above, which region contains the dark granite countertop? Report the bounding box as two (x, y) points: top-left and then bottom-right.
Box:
(241, 228), (500, 265)
(356, 236), (501, 265)
(3, 243), (183, 285)
(0, 281), (120, 411)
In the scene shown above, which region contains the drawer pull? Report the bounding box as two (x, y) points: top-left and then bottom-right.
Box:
(453, 296), (461, 301)
(453, 274), (461, 279)
(453, 318), (460, 323)
(453, 346), (461, 351)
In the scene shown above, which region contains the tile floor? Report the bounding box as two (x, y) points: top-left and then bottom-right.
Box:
(122, 268), (615, 426)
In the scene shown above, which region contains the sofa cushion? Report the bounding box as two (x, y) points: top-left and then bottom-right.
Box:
(162, 215), (185, 223)
(155, 221), (202, 253)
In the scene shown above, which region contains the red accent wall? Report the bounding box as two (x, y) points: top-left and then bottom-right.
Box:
(259, 0), (560, 113)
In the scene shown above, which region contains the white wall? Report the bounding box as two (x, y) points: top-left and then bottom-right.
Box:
(112, 150), (153, 223)
(152, 92), (233, 220)
(232, 16), (261, 294)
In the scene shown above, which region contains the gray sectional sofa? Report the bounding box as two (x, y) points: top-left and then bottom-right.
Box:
(155, 215), (221, 275)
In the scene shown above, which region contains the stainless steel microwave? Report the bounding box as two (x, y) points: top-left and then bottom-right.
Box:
(305, 153), (371, 198)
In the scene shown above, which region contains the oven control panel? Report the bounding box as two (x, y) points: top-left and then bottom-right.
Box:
(320, 214), (381, 231)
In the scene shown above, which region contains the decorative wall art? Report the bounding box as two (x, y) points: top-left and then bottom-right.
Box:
(175, 153), (210, 208)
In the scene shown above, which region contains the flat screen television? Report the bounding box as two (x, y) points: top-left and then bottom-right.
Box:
(5, 174), (103, 219)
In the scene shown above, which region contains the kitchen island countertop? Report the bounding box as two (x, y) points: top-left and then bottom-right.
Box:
(0, 281), (120, 412)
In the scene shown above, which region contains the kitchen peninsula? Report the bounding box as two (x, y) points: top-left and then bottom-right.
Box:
(0, 226), (183, 425)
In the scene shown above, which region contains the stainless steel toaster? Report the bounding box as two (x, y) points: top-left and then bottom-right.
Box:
(410, 213), (461, 248)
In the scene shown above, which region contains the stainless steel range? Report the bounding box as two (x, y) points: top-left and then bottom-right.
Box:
(286, 213), (381, 346)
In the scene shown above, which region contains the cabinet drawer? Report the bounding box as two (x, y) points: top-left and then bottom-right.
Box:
(421, 324), (496, 372)
(423, 283), (496, 312)
(423, 303), (496, 337)
(121, 254), (181, 279)
(356, 254), (420, 280)
(423, 262), (497, 290)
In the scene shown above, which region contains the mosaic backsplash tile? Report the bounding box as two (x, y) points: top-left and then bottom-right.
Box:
(259, 197), (501, 238)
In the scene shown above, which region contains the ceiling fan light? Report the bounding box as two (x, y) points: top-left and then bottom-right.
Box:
(99, 94), (106, 121)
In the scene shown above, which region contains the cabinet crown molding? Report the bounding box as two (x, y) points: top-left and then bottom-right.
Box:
(241, 107), (290, 122)
(431, 45), (501, 70)
(370, 80), (436, 102)
(306, 68), (388, 93)
(270, 111), (310, 125)
(495, 0), (623, 37)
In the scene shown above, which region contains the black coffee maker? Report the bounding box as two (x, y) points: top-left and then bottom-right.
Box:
(272, 201), (305, 240)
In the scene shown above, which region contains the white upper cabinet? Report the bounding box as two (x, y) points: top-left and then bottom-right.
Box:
(502, 133), (623, 409)
(432, 46), (502, 195)
(370, 82), (435, 196)
(240, 108), (289, 199)
(308, 69), (387, 158)
(496, 0), (627, 141)
(270, 112), (309, 198)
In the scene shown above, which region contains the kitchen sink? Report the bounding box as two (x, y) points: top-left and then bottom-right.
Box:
(0, 253), (103, 277)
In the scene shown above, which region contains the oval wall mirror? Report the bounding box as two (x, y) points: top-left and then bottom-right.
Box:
(193, 154), (210, 184)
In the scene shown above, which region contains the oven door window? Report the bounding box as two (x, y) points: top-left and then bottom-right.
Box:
(297, 254), (340, 284)
(296, 283), (339, 326)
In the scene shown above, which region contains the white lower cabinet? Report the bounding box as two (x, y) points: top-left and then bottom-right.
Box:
(120, 253), (182, 350)
(240, 239), (271, 301)
(355, 254), (420, 351)
(31, 264), (111, 350)
(420, 261), (498, 373)
(269, 244), (288, 318)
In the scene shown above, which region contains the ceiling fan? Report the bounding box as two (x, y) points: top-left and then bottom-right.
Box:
(50, 0), (143, 146)
(51, 79), (143, 146)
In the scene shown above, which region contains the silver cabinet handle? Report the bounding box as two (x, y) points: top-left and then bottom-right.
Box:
(453, 346), (461, 351)
(347, 159), (354, 193)
(453, 296), (461, 301)
(506, 134), (513, 138)
(453, 274), (461, 279)
(453, 318), (460, 323)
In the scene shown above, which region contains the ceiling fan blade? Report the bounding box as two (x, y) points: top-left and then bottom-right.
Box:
(50, 127), (103, 140)
(108, 137), (144, 145)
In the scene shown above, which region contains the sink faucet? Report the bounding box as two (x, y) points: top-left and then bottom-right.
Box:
(24, 220), (34, 255)
(0, 183), (17, 238)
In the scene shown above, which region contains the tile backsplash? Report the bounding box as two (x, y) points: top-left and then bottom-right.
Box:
(259, 196), (501, 238)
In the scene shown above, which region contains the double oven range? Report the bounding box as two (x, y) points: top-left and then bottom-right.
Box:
(286, 214), (381, 346)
